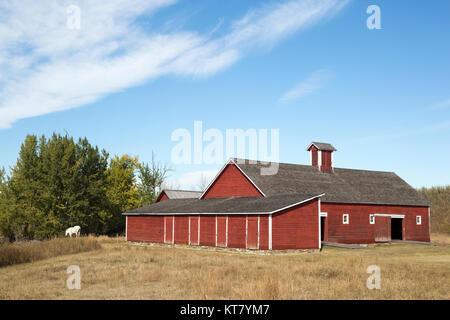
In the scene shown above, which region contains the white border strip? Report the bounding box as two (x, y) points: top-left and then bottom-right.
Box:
(268, 214), (272, 250)
(245, 215), (248, 249)
(257, 215), (260, 250)
(318, 198), (322, 249)
(374, 213), (405, 218)
(198, 216), (200, 245)
(226, 215), (228, 247)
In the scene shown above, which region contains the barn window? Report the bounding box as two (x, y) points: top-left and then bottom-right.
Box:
(416, 216), (422, 225)
(370, 214), (375, 224)
(343, 214), (349, 224)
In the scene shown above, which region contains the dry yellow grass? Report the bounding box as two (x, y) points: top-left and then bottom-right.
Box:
(0, 236), (448, 300)
(0, 236), (101, 267)
(431, 233), (450, 244)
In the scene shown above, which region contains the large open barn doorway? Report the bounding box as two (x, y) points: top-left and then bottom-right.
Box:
(391, 218), (403, 240)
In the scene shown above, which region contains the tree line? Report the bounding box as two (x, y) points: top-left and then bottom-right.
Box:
(417, 185), (450, 234)
(0, 133), (169, 241)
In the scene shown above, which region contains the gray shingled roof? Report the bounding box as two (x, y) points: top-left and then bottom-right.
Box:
(123, 193), (322, 215)
(233, 159), (430, 207)
(307, 142), (337, 151)
(162, 190), (202, 199)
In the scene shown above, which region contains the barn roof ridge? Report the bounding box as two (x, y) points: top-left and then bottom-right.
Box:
(230, 158), (430, 207)
(232, 157), (395, 174)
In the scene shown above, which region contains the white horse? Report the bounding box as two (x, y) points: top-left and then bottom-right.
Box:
(65, 226), (81, 237)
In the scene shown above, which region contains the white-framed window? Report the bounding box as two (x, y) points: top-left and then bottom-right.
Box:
(343, 214), (349, 224)
(416, 216), (422, 225)
(370, 214), (375, 224)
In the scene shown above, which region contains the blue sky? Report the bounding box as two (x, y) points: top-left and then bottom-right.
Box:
(0, 0), (449, 189)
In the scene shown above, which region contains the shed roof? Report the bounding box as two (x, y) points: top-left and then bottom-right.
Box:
(160, 189), (203, 199)
(232, 159), (430, 207)
(123, 193), (322, 215)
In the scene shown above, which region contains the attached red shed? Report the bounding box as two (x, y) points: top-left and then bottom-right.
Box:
(125, 194), (323, 250)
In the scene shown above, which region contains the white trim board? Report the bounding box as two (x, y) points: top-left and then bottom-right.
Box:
(268, 214), (272, 250)
(318, 199), (322, 250)
(373, 213), (405, 219)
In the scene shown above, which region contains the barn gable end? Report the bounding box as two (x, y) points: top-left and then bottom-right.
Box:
(201, 161), (264, 199)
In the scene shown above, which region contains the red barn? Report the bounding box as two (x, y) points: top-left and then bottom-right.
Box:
(124, 142), (430, 250)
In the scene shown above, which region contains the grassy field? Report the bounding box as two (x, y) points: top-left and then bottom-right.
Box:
(0, 236), (101, 267)
(0, 236), (448, 300)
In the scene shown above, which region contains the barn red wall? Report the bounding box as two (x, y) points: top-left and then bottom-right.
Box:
(247, 216), (258, 249)
(217, 216), (227, 247)
(199, 215), (216, 247)
(321, 203), (430, 243)
(174, 216), (189, 244)
(321, 151), (332, 171)
(165, 216), (173, 243)
(157, 193), (169, 202)
(202, 164), (263, 199)
(127, 216), (164, 243)
(272, 199), (320, 250)
(189, 216), (199, 245)
(259, 216), (269, 250)
(227, 215), (246, 248)
(309, 146), (318, 167)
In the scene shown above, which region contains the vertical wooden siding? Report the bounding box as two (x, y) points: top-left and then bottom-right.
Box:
(199, 215), (216, 247)
(216, 216), (227, 247)
(165, 216), (173, 243)
(126, 216), (164, 243)
(189, 216), (199, 245)
(227, 215), (247, 248)
(320, 151), (332, 171)
(259, 216), (269, 250)
(272, 199), (320, 250)
(174, 216), (189, 244)
(247, 216), (259, 249)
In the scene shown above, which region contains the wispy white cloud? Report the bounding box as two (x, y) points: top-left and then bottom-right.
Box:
(279, 69), (333, 103)
(0, 0), (349, 128)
